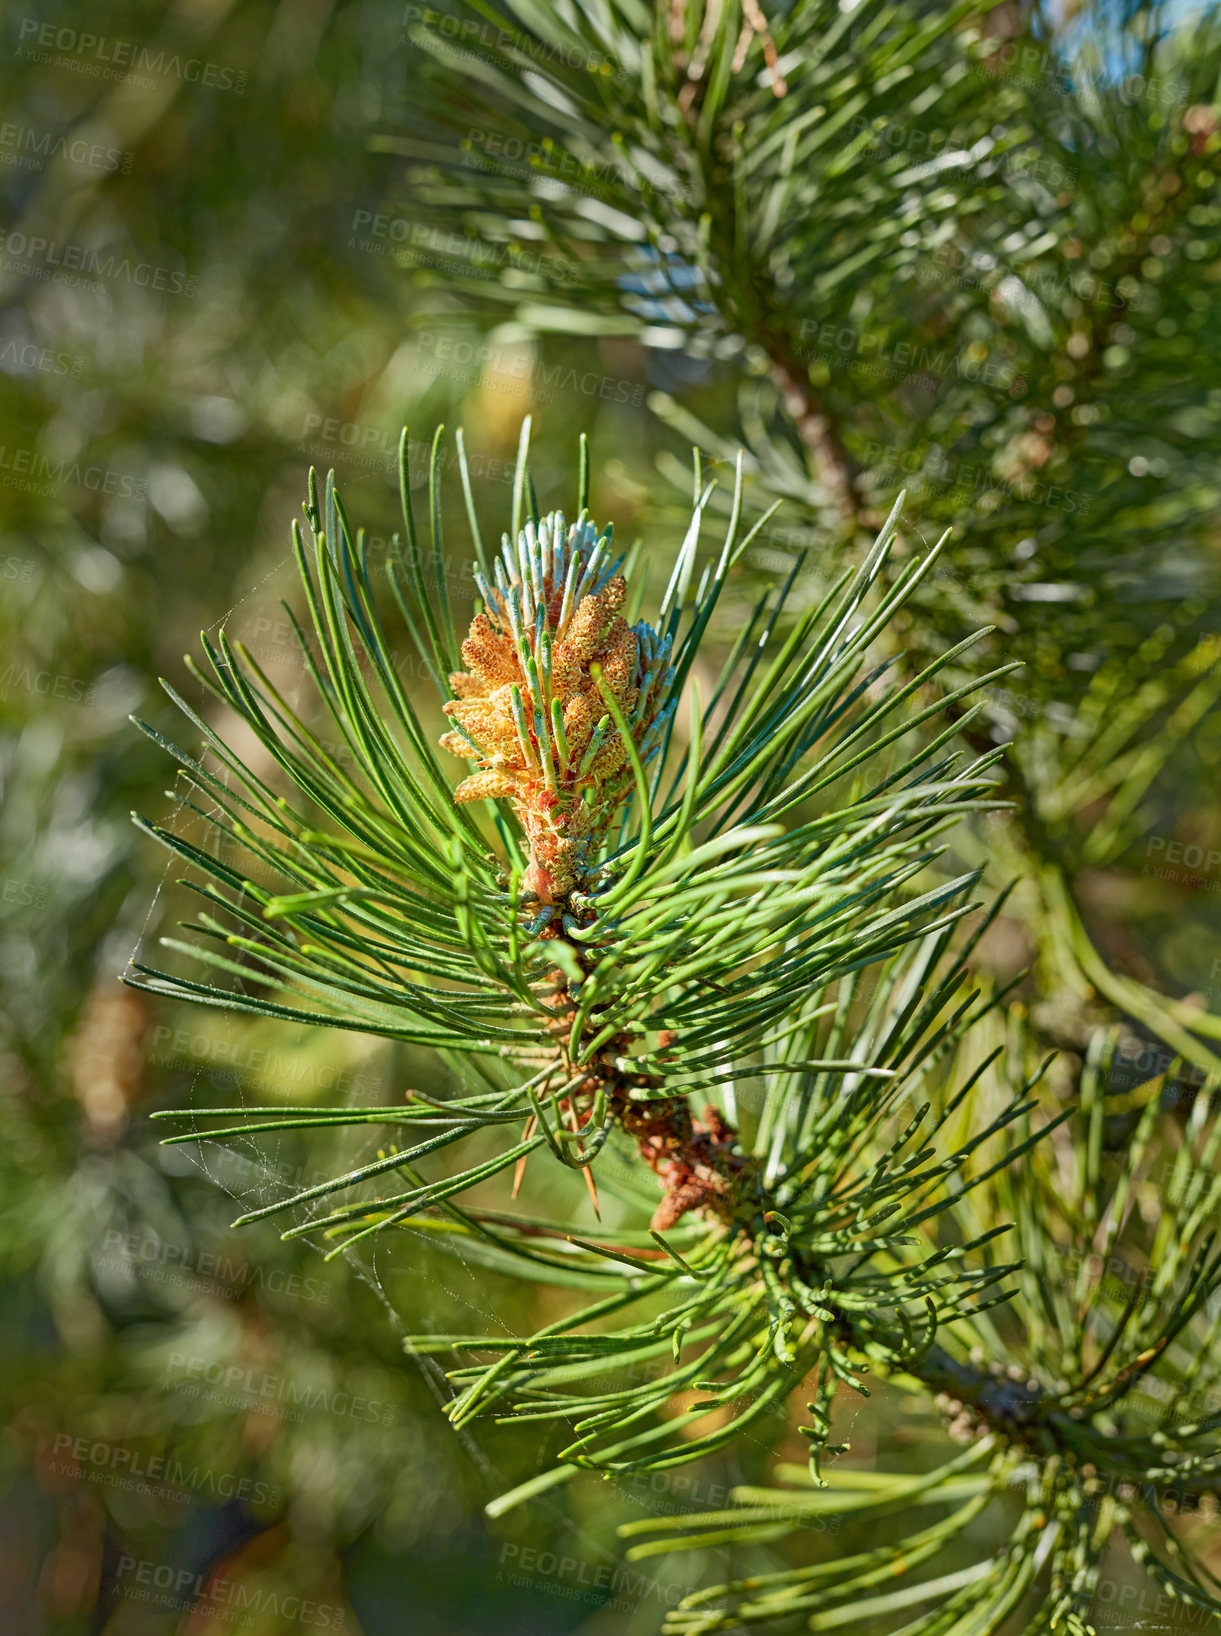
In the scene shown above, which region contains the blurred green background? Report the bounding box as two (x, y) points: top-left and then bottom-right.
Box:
(0, 6), (742, 1631)
(2, 1), (1220, 1632)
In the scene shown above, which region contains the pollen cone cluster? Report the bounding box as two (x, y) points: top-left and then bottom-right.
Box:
(440, 511), (674, 907)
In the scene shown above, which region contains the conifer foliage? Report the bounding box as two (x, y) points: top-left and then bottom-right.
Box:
(393, 0), (1221, 1080)
(133, 427), (1221, 1634)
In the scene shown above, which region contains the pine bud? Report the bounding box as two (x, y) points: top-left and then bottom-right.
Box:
(441, 511), (674, 905)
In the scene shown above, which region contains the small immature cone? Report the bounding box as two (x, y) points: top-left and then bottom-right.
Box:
(439, 512), (674, 906)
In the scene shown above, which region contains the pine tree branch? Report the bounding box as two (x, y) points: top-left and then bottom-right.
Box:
(133, 427), (1221, 1631)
